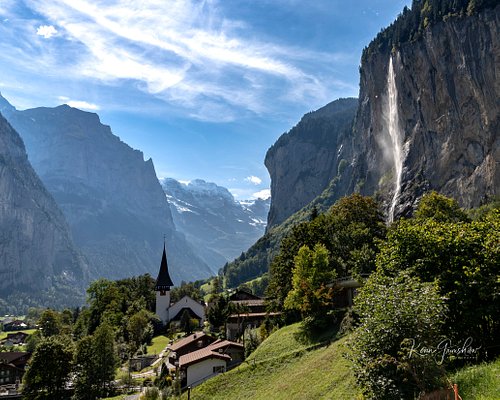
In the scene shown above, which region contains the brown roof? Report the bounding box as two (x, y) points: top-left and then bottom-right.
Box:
(0, 352), (30, 364)
(168, 332), (213, 352)
(207, 340), (244, 351)
(179, 347), (231, 368)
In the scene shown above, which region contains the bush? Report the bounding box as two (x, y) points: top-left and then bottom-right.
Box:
(348, 271), (447, 399)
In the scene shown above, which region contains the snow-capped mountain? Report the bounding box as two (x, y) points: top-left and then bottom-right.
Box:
(162, 178), (270, 271)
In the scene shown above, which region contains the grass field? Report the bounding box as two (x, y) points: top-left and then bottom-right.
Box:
(452, 357), (500, 400)
(146, 334), (170, 356)
(182, 323), (360, 400)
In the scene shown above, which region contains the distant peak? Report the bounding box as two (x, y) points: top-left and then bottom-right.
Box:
(0, 92), (16, 113)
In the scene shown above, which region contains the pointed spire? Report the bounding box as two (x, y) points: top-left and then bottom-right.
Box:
(155, 242), (174, 291)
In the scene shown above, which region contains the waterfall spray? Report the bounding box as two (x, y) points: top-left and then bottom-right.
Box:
(386, 56), (403, 223)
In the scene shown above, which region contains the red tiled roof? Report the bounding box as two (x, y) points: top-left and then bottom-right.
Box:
(179, 347), (230, 368)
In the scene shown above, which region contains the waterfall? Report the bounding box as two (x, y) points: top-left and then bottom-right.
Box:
(386, 56), (403, 223)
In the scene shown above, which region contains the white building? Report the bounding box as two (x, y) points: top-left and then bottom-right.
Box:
(154, 244), (206, 325)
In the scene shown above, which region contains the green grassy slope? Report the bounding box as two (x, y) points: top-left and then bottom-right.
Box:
(183, 323), (361, 400)
(452, 358), (500, 400)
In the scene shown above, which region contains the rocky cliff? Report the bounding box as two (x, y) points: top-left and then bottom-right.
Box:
(0, 112), (88, 312)
(163, 178), (269, 269)
(265, 98), (358, 228)
(1, 99), (213, 283)
(350, 5), (499, 219)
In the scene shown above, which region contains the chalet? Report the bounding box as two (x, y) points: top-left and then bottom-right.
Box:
(2, 332), (29, 346)
(177, 339), (244, 387)
(226, 290), (280, 340)
(154, 244), (206, 326)
(2, 321), (28, 332)
(167, 332), (216, 365)
(0, 352), (30, 386)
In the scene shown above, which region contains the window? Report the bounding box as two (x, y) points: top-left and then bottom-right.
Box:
(213, 366), (225, 374)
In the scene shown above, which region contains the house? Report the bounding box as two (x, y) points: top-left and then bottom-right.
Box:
(177, 339), (244, 387)
(178, 346), (230, 388)
(2, 321), (28, 332)
(3, 333), (29, 346)
(206, 339), (244, 369)
(167, 332), (216, 365)
(0, 352), (30, 370)
(0, 352), (31, 386)
(226, 290), (280, 340)
(154, 244), (206, 326)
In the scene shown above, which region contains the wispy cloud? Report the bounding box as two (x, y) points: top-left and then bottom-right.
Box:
(4, 0), (355, 120)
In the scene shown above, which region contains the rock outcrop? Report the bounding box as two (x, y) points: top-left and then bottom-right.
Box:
(162, 178), (269, 269)
(2, 99), (213, 283)
(350, 5), (499, 218)
(265, 98), (358, 228)
(0, 112), (88, 312)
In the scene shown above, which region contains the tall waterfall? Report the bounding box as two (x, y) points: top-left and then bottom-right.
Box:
(386, 56), (403, 223)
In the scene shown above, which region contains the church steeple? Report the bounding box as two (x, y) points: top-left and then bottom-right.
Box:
(155, 243), (174, 292)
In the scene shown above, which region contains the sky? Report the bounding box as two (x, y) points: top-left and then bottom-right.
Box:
(0, 0), (411, 200)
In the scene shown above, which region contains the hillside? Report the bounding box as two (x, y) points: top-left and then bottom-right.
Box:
(183, 323), (360, 400)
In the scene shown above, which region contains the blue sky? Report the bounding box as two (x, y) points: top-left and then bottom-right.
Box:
(0, 0), (410, 199)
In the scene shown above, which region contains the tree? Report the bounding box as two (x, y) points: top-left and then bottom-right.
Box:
(377, 209), (500, 357)
(126, 309), (155, 354)
(73, 322), (118, 399)
(38, 309), (63, 337)
(23, 336), (74, 400)
(284, 244), (336, 332)
(414, 191), (470, 223)
(349, 271), (447, 399)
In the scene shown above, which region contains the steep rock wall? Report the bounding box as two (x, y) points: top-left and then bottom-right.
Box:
(265, 98), (358, 228)
(0, 112), (88, 309)
(352, 6), (499, 217)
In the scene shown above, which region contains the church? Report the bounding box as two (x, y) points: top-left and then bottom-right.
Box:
(154, 244), (206, 326)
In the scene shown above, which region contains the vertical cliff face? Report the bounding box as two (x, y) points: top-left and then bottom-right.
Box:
(352, 6), (499, 217)
(265, 98), (358, 228)
(0, 113), (88, 310)
(2, 101), (212, 283)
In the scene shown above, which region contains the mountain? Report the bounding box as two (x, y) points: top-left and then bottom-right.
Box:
(162, 178), (270, 270)
(222, 3), (499, 288)
(0, 111), (88, 313)
(265, 98), (358, 228)
(1, 97), (213, 284)
(349, 3), (499, 220)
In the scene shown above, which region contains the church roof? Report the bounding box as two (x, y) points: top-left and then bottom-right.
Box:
(155, 244), (174, 290)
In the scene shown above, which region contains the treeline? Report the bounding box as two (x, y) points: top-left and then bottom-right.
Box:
(22, 274), (160, 399)
(363, 0), (498, 60)
(265, 192), (499, 399)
